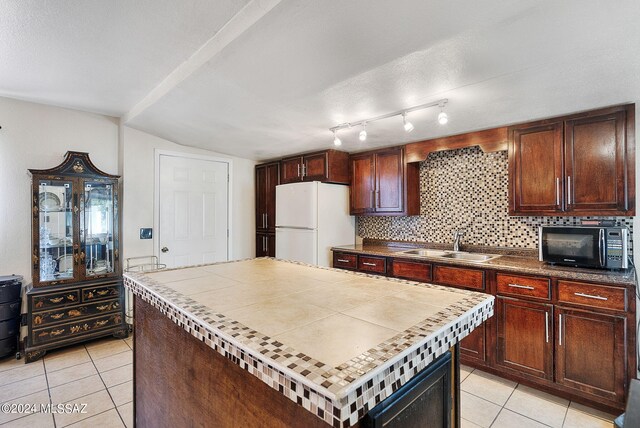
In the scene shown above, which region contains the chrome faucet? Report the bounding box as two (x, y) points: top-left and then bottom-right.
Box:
(453, 230), (466, 252)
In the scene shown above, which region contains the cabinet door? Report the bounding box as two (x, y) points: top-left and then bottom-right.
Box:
(255, 165), (267, 231)
(564, 110), (627, 213)
(256, 233), (275, 257)
(496, 297), (553, 380)
(302, 152), (328, 181)
(460, 324), (486, 363)
(374, 148), (404, 213)
(509, 122), (564, 214)
(350, 153), (375, 214)
(264, 163), (279, 231)
(556, 307), (626, 403)
(280, 157), (303, 184)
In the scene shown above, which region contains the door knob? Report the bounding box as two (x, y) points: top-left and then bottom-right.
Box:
(161, 247), (169, 253)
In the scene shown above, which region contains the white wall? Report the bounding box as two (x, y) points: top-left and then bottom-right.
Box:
(121, 126), (255, 264)
(0, 97), (119, 284)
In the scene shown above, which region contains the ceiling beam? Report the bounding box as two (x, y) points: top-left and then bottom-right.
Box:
(123, 0), (281, 123)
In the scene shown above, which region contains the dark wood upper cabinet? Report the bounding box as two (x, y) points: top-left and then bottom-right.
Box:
(509, 104), (635, 216)
(565, 110), (628, 212)
(280, 149), (349, 184)
(349, 147), (419, 216)
(509, 122), (564, 213)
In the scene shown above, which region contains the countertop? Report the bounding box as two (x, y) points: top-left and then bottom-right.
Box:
(332, 243), (636, 286)
(124, 258), (494, 427)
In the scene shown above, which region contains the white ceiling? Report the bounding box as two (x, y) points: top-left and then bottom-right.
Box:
(2, 0), (640, 161)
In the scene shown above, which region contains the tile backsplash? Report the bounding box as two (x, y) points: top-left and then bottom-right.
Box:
(357, 146), (634, 251)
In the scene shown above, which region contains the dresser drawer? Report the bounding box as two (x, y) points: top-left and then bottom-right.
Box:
(32, 290), (80, 310)
(333, 252), (357, 270)
(83, 285), (120, 302)
(496, 273), (550, 300)
(358, 256), (386, 274)
(391, 259), (432, 282)
(32, 299), (121, 327)
(557, 280), (626, 312)
(433, 265), (484, 291)
(31, 312), (124, 345)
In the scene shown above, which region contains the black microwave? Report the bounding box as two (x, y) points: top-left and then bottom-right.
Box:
(539, 226), (629, 269)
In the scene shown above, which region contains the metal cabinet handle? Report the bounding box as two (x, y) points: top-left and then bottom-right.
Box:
(567, 176), (572, 205)
(265, 213), (268, 228)
(337, 259), (350, 263)
(263, 236), (267, 252)
(574, 292), (608, 301)
(545, 312), (549, 343)
(559, 314), (563, 346)
(362, 262), (377, 266)
(302, 164), (307, 177)
(556, 177), (560, 207)
(297, 164), (300, 177)
(508, 283), (535, 290)
(161, 247), (169, 253)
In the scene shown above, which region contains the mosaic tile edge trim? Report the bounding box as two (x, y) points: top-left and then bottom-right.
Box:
(124, 258), (494, 427)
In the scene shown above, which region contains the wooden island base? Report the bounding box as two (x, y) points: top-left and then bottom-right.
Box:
(134, 297), (333, 428)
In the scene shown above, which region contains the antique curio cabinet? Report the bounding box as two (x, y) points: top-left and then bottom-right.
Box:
(25, 151), (128, 362)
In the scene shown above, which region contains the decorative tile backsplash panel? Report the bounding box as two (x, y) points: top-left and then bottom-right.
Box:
(357, 147), (634, 251)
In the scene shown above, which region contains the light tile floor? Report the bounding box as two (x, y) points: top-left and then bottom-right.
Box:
(0, 338), (619, 427)
(0, 336), (133, 428)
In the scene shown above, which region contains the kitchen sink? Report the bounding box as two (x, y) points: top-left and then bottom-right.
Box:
(399, 249), (500, 263)
(440, 252), (500, 262)
(400, 249), (450, 257)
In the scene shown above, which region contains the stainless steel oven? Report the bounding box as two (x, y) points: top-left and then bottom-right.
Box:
(539, 226), (628, 269)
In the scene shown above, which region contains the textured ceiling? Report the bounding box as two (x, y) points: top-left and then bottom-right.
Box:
(2, 0), (640, 160)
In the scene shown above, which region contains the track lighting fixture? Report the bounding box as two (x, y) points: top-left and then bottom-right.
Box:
(329, 98), (448, 144)
(333, 130), (342, 146)
(402, 113), (414, 132)
(359, 123), (367, 141)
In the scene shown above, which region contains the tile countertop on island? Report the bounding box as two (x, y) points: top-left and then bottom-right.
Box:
(123, 258), (494, 427)
(332, 242), (636, 286)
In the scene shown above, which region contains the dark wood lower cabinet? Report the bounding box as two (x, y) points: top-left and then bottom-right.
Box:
(256, 233), (275, 257)
(556, 307), (627, 403)
(496, 297), (553, 380)
(460, 324), (486, 363)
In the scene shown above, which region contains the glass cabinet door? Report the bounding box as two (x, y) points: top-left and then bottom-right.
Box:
(81, 181), (116, 277)
(37, 180), (75, 283)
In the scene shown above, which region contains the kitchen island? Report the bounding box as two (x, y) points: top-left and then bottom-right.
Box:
(124, 258), (494, 427)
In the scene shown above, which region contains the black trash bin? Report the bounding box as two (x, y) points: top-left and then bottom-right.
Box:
(0, 275), (23, 359)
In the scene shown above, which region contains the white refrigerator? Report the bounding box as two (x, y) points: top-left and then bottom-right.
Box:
(275, 181), (355, 267)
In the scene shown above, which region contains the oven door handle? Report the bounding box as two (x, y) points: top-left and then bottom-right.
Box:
(599, 229), (605, 267)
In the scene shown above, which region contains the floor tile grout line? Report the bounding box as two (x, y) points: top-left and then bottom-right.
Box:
(88, 340), (128, 428)
(41, 355), (57, 428)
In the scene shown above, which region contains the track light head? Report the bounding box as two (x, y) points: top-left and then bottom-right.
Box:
(333, 130), (342, 146)
(402, 112), (414, 132)
(437, 102), (448, 125)
(359, 123), (367, 141)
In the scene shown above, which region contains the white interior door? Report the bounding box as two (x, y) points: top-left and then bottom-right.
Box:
(158, 154), (229, 268)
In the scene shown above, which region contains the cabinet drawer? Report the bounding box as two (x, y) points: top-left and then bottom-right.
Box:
(333, 252), (357, 270)
(433, 265), (484, 290)
(83, 285), (120, 302)
(358, 256), (386, 274)
(496, 274), (550, 300)
(557, 280), (626, 312)
(32, 290), (80, 310)
(391, 259), (431, 282)
(32, 312), (124, 345)
(32, 299), (121, 327)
